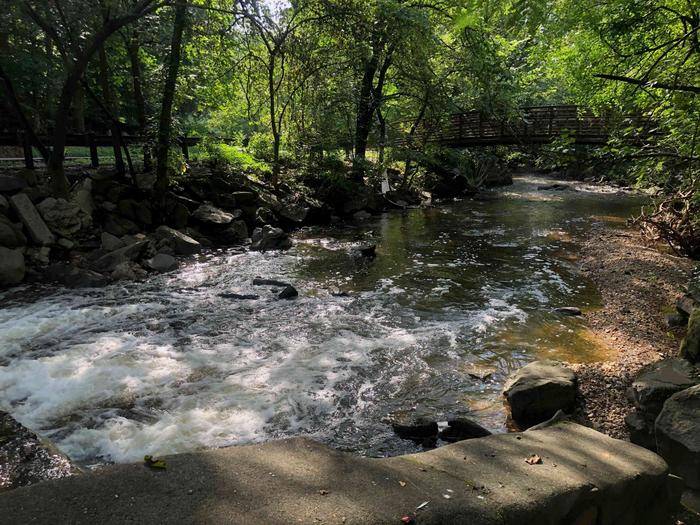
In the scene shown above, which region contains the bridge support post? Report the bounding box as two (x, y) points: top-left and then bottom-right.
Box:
(180, 137), (189, 161)
(18, 131), (34, 170)
(88, 133), (99, 168)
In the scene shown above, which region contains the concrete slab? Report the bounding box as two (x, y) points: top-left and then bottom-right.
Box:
(0, 422), (676, 525)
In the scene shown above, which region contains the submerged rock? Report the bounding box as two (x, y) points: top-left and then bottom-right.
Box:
(438, 418), (491, 443)
(537, 183), (570, 191)
(355, 243), (376, 258)
(0, 411), (77, 491)
(554, 306), (582, 316)
(219, 293), (260, 300)
(253, 277), (291, 287)
(146, 253), (178, 273)
(278, 285), (299, 300)
(45, 263), (107, 288)
(391, 416), (439, 444)
(250, 225), (292, 252)
(503, 360), (576, 428)
(655, 384), (700, 490)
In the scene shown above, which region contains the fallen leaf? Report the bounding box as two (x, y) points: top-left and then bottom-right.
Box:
(525, 454), (543, 465)
(416, 501), (429, 511)
(401, 516), (414, 524)
(399, 481), (407, 487)
(144, 455), (166, 469)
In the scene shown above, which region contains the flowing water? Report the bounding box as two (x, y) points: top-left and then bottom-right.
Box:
(0, 176), (646, 464)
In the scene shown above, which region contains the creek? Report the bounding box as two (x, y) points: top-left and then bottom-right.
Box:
(0, 175), (645, 464)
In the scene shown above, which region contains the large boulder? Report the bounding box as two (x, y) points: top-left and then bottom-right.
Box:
(45, 263), (107, 288)
(278, 203), (309, 225)
(681, 308), (700, 363)
(117, 199), (152, 226)
(217, 220), (249, 245)
(101, 232), (125, 252)
(0, 214), (26, 248)
(164, 198), (190, 229)
(628, 358), (699, 416)
(655, 384), (700, 490)
(0, 247), (25, 287)
(0, 175), (28, 193)
(102, 214), (139, 237)
(250, 225), (292, 252)
(192, 203), (234, 225)
(9, 193), (54, 246)
(36, 197), (90, 238)
(153, 226), (201, 255)
(503, 360), (576, 428)
(146, 253), (178, 273)
(134, 171), (156, 191)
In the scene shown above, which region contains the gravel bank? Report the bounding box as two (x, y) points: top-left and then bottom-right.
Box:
(571, 224), (693, 438)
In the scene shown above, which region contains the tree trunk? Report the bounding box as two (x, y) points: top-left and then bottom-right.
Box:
(73, 84), (86, 133)
(98, 44), (125, 175)
(268, 57), (281, 185)
(377, 107), (389, 193)
(47, 66), (85, 196)
(0, 64), (49, 161)
(352, 52), (379, 179)
(155, 0), (187, 194)
(23, 0), (162, 196)
(126, 30), (151, 170)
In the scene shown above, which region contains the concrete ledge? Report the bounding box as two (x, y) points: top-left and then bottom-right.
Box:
(0, 422), (676, 524)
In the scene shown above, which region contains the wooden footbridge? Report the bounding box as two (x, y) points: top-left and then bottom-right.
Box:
(396, 105), (654, 148)
(0, 105), (653, 169)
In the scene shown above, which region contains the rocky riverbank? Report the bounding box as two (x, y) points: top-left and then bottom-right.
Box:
(571, 223), (693, 438)
(0, 163), (441, 290)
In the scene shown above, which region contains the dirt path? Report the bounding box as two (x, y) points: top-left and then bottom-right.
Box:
(571, 223), (693, 438)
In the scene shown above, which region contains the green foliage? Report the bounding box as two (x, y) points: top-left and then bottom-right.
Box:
(201, 141), (271, 176)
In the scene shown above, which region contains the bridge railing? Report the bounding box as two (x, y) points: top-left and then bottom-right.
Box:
(0, 133), (225, 169)
(393, 105), (654, 147)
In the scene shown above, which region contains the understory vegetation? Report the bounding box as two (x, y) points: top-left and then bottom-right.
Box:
(1, 0), (700, 254)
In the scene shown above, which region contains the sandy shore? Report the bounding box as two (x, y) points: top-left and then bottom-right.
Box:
(571, 223), (693, 438)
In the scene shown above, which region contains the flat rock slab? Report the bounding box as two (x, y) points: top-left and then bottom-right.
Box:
(9, 193), (54, 246)
(0, 423), (676, 525)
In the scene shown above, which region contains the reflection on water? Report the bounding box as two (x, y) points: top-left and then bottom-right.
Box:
(0, 176), (645, 463)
